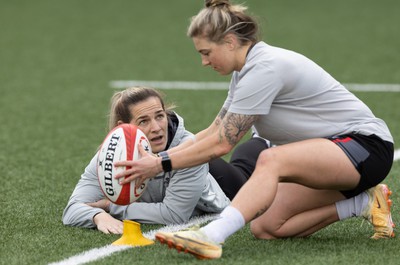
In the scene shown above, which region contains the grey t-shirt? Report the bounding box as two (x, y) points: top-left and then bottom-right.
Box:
(223, 42), (393, 145)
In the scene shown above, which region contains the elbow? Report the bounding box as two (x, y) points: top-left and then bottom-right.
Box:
(210, 131), (235, 157)
(62, 215), (72, 226)
(62, 210), (72, 226)
(170, 213), (191, 225)
(164, 209), (192, 225)
(215, 142), (234, 157)
(62, 205), (77, 227)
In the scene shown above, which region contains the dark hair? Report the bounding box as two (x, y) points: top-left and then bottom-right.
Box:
(187, 0), (259, 45)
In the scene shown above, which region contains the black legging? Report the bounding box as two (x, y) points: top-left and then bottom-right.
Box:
(209, 137), (269, 200)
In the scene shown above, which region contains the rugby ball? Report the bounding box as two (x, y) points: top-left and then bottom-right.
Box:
(97, 123), (152, 205)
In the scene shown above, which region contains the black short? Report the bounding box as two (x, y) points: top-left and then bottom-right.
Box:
(328, 134), (394, 198)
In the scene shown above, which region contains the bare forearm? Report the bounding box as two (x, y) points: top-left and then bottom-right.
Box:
(116, 112), (258, 185)
(167, 124), (215, 155)
(169, 131), (230, 169)
(168, 112), (257, 169)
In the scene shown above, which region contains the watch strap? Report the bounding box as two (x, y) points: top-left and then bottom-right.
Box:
(158, 151), (172, 172)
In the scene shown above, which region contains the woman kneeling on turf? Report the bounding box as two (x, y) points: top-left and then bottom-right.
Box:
(114, 0), (395, 259)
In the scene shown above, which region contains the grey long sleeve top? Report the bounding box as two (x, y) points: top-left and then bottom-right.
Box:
(62, 112), (230, 228)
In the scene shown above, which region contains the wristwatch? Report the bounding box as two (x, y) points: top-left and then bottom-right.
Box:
(158, 151), (172, 172)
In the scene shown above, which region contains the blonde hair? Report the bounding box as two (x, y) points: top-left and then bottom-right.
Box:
(108, 86), (174, 131)
(187, 0), (259, 45)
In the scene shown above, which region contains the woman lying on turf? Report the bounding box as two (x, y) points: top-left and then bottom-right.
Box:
(62, 86), (268, 234)
(114, 0), (395, 259)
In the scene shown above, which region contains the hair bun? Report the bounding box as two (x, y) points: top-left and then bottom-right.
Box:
(205, 0), (230, 8)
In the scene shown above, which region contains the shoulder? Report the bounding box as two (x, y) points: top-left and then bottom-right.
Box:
(167, 111), (196, 147)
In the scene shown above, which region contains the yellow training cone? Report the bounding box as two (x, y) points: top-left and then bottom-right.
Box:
(112, 220), (154, 246)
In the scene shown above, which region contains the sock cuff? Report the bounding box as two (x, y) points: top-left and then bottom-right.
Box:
(221, 206), (245, 227)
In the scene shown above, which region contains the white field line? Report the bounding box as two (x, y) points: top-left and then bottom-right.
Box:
(109, 80), (400, 92)
(395, 149), (400, 161)
(50, 149), (399, 265)
(48, 214), (217, 265)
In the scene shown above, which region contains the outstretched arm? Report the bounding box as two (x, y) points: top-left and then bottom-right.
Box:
(116, 107), (258, 185)
(169, 111), (258, 167)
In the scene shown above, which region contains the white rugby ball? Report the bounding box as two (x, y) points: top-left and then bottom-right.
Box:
(97, 123), (152, 205)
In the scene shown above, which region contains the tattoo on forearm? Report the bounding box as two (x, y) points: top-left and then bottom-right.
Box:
(223, 113), (258, 146)
(215, 108), (227, 126)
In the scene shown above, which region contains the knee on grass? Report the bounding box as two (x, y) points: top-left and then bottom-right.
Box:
(250, 221), (284, 240)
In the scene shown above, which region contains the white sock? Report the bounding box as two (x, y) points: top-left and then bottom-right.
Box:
(335, 191), (369, 220)
(201, 206), (245, 244)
